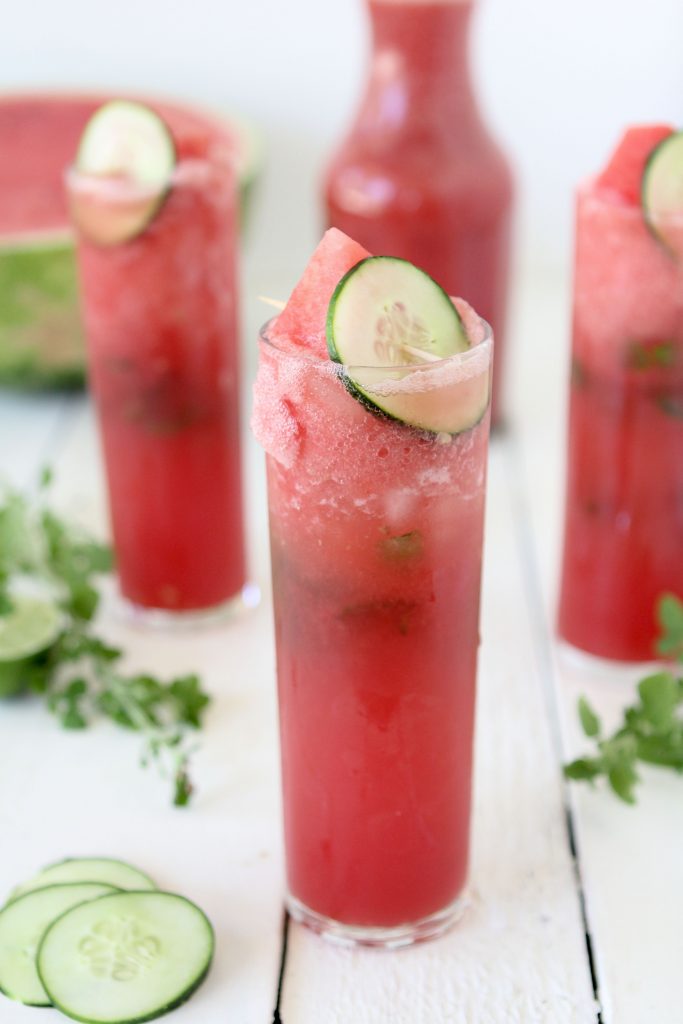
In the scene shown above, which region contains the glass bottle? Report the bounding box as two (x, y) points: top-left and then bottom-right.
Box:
(324, 0), (513, 425)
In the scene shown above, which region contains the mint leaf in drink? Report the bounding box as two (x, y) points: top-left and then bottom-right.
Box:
(565, 598), (683, 803)
(625, 339), (677, 370)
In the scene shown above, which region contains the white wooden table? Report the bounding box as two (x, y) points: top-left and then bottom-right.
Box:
(0, 264), (681, 1023)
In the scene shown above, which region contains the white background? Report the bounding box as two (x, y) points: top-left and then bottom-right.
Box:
(2, 0), (683, 285)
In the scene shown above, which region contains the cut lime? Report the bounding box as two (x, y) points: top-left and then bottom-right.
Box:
(71, 101), (176, 246)
(326, 256), (489, 433)
(642, 130), (683, 260)
(0, 597), (62, 698)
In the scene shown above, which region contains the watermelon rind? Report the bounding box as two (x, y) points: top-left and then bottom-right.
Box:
(0, 234), (85, 390)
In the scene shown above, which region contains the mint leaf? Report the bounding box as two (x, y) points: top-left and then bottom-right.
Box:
(607, 760), (639, 804)
(564, 757), (603, 782)
(656, 593), (683, 660)
(638, 672), (679, 730)
(566, 613), (683, 805)
(578, 696), (601, 738)
(0, 476), (207, 806)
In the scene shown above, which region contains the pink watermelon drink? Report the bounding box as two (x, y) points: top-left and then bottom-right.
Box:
(324, 0), (513, 426)
(252, 229), (493, 943)
(558, 126), (683, 661)
(67, 102), (246, 615)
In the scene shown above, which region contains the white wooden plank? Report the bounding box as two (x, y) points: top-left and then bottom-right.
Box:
(511, 263), (683, 1024)
(0, 396), (285, 1023)
(279, 440), (598, 1024)
(0, 391), (79, 488)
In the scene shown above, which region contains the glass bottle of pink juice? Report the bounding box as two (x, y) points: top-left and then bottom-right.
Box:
(67, 102), (247, 620)
(324, 0), (513, 425)
(558, 126), (683, 661)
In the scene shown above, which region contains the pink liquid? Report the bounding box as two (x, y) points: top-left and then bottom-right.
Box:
(253, 311), (491, 929)
(71, 133), (246, 612)
(558, 187), (683, 661)
(324, 0), (513, 424)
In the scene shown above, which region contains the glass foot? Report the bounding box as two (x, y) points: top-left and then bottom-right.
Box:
(556, 640), (659, 681)
(286, 891), (469, 949)
(117, 580), (261, 631)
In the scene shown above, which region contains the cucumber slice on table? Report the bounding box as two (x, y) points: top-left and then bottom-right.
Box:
(642, 130), (683, 259)
(0, 883), (118, 1006)
(70, 100), (176, 246)
(326, 256), (489, 434)
(0, 596), (62, 698)
(37, 891), (214, 1024)
(11, 858), (157, 900)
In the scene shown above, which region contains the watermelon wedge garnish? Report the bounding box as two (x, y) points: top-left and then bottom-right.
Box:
(271, 229), (370, 357)
(595, 124), (674, 204)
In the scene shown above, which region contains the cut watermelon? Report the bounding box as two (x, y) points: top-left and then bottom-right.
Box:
(0, 93), (262, 390)
(595, 124), (674, 205)
(271, 228), (370, 357)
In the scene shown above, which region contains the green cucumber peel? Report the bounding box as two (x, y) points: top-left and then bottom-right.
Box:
(642, 130), (683, 260)
(72, 101), (176, 247)
(326, 256), (490, 435)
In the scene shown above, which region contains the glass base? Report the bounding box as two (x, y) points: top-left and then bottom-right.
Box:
(117, 580), (261, 630)
(286, 891), (469, 949)
(556, 639), (659, 680)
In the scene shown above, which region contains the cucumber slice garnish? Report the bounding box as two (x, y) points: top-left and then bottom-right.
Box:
(326, 256), (489, 434)
(11, 858), (157, 901)
(70, 100), (176, 246)
(642, 130), (683, 259)
(0, 596), (62, 698)
(37, 890), (214, 1024)
(0, 883), (118, 1006)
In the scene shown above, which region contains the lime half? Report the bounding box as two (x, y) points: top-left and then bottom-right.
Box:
(0, 597), (62, 698)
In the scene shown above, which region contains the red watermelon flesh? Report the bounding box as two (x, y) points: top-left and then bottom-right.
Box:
(595, 124), (674, 205)
(272, 228), (370, 357)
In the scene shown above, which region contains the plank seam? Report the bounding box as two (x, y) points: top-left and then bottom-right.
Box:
(271, 908), (290, 1024)
(505, 432), (604, 1023)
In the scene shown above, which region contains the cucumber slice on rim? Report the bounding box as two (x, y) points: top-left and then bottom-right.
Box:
(37, 890), (214, 1024)
(70, 100), (176, 246)
(642, 130), (683, 259)
(0, 883), (118, 1006)
(11, 858), (157, 901)
(326, 256), (490, 434)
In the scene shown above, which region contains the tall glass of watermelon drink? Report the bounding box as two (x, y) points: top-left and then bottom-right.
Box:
(252, 230), (493, 945)
(66, 102), (247, 619)
(558, 126), (683, 661)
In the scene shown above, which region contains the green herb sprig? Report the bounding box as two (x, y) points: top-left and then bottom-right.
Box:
(564, 594), (683, 803)
(0, 473), (210, 806)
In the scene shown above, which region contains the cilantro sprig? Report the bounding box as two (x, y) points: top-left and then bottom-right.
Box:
(564, 594), (683, 803)
(0, 473), (210, 806)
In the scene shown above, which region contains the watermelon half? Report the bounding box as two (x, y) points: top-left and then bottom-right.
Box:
(0, 93), (262, 390)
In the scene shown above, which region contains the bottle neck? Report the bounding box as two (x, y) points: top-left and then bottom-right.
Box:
(367, 0), (475, 111)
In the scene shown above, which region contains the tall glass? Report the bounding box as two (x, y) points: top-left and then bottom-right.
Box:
(253, 306), (492, 946)
(558, 188), (683, 661)
(67, 130), (247, 621)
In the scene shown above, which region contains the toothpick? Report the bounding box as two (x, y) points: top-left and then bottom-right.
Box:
(258, 296), (286, 311)
(401, 344), (442, 363)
